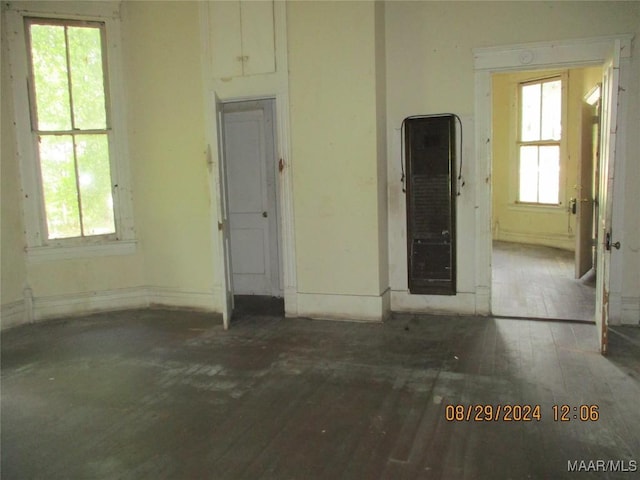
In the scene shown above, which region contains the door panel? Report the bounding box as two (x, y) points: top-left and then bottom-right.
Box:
(230, 228), (266, 275)
(214, 98), (234, 329)
(240, 1), (276, 75)
(595, 41), (621, 355)
(226, 114), (267, 213)
(208, 1), (243, 78)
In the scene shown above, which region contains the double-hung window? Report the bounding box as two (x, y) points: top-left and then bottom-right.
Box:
(517, 77), (562, 205)
(6, 3), (135, 259)
(27, 18), (114, 239)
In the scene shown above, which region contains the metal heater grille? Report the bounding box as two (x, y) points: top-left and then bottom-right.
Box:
(404, 115), (456, 295)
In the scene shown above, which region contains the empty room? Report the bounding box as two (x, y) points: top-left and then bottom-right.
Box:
(2, 1), (639, 478)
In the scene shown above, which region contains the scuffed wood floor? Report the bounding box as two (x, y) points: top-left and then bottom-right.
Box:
(492, 241), (596, 321)
(2, 309), (639, 479)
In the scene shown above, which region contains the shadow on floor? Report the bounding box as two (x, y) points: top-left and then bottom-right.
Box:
(233, 295), (284, 317)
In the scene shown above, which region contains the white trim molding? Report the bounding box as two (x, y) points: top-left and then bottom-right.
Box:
(473, 35), (632, 71)
(26, 240), (137, 263)
(4, 1), (121, 19)
(493, 231), (575, 251)
(1, 286), (221, 329)
(1, 300), (27, 330)
(147, 288), (218, 312)
(391, 291), (477, 316)
(620, 296), (640, 326)
(296, 289), (391, 323)
(30, 287), (148, 322)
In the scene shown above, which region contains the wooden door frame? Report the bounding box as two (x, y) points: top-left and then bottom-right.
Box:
(199, 1), (297, 324)
(222, 98), (283, 297)
(575, 89), (599, 280)
(209, 92), (297, 317)
(473, 35), (632, 321)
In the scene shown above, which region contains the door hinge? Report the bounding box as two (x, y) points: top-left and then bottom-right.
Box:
(218, 222), (224, 232)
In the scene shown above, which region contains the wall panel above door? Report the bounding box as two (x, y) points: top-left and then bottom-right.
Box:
(208, 0), (276, 79)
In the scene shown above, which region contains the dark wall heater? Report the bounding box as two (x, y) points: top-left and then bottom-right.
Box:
(404, 115), (456, 295)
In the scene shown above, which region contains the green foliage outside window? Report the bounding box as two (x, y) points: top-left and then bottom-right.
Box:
(28, 20), (115, 239)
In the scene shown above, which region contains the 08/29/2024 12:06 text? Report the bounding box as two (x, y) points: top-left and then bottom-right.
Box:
(444, 404), (600, 422)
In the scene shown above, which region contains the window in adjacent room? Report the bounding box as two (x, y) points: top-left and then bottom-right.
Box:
(517, 77), (562, 204)
(26, 18), (115, 239)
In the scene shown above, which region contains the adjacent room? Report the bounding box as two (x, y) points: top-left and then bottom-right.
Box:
(2, 1), (639, 478)
(491, 66), (603, 322)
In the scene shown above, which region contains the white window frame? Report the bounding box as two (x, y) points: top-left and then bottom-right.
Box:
(505, 70), (569, 211)
(5, 1), (135, 262)
(516, 75), (564, 205)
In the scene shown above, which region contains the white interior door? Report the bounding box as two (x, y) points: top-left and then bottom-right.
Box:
(594, 40), (621, 355)
(223, 101), (280, 296)
(215, 99), (234, 329)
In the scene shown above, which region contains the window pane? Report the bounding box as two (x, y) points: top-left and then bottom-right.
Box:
(519, 146), (539, 202)
(521, 83), (541, 141)
(29, 24), (72, 131)
(538, 145), (560, 204)
(68, 26), (107, 130)
(39, 135), (81, 238)
(541, 80), (561, 140)
(76, 135), (115, 235)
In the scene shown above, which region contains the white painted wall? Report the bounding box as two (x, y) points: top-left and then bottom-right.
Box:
(1, 2), (148, 327)
(121, 1), (217, 308)
(2, 1), (638, 327)
(1, 2), (218, 327)
(375, 2), (389, 300)
(620, 22), (640, 324)
(287, 1), (389, 321)
(385, 1), (640, 320)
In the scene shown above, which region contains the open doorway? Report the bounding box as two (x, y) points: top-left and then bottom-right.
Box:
(221, 98), (284, 316)
(490, 66), (603, 322)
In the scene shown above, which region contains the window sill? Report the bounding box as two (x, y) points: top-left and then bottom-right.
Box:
(26, 240), (137, 263)
(508, 202), (565, 213)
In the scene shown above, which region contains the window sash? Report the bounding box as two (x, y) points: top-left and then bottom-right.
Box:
(518, 76), (562, 143)
(37, 132), (116, 239)
(518, 144), (560, 204)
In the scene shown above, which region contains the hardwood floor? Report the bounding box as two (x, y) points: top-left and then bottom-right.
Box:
(492, 241), (596, 322)
(2, 309), (639, 479)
